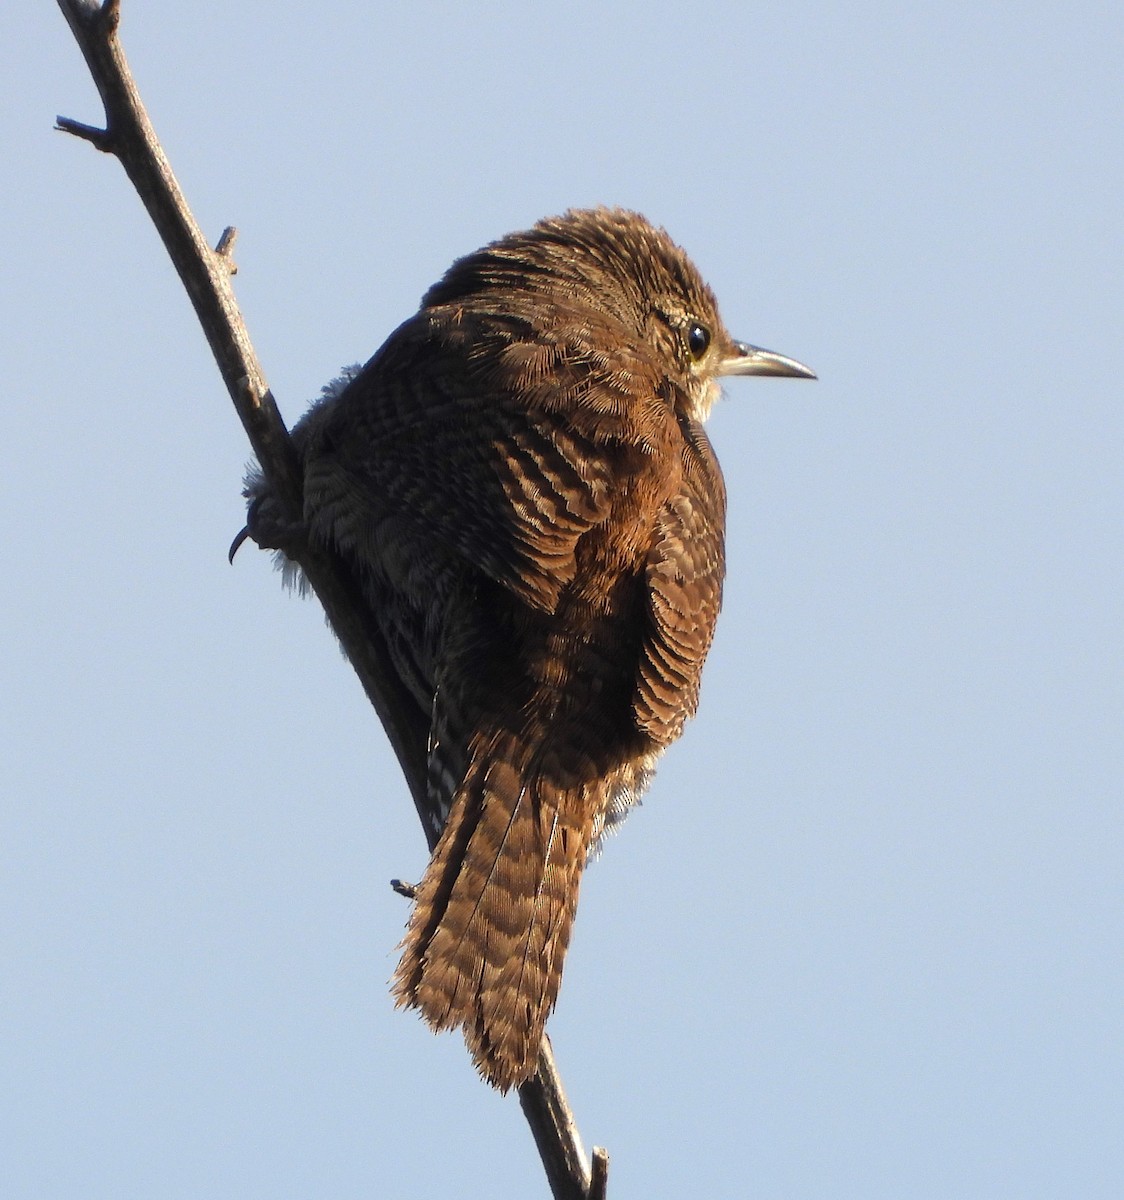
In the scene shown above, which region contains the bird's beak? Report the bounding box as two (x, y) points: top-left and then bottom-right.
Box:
(719, 341), (817, 379)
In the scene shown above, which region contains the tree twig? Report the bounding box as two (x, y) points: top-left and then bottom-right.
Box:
(55, 3), (602, 1196)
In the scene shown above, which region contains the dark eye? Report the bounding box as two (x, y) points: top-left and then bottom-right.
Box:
(686, 322), (711, 361)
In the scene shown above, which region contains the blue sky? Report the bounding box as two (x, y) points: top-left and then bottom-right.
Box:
(5, 3), (1123, 1197)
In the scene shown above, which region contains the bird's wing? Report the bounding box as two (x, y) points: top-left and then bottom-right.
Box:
(635, 436), (727, 744)
(302, 308), (647, 612)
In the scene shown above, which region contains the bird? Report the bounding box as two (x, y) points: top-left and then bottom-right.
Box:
(241, 207), (815, 1091)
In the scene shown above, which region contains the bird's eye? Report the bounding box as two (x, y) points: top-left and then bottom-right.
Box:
(686, 322), (711, 361)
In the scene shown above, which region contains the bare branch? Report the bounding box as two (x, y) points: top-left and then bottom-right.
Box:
(55, 2), (603, 1196)
(56, 0), (295, 501)
(520, 1040), (596, 1199)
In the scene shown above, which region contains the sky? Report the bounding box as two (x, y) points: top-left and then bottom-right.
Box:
(4, 3), (1123, 1197)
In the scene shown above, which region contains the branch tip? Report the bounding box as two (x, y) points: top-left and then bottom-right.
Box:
(215, 226), (239, 273)
(55, 115), (113, 151)
(588, 1146), (609, 1199)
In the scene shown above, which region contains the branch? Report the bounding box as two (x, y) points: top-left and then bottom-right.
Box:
(55, 3), (605, 1197)
(521, 1043), (608, 1200)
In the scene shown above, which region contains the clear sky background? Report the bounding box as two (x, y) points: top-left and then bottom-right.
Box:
(5, 3), (1122, 1197)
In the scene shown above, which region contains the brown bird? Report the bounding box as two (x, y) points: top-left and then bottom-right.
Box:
(243, 207), (814, 1091)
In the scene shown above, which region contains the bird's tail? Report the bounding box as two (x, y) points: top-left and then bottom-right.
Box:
(391, 729), (594, 1091)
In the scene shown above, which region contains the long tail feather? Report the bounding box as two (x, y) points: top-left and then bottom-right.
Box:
(392, 731), (592, 1091)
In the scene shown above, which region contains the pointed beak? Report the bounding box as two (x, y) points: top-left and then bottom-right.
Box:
(719, 341), (817, 379)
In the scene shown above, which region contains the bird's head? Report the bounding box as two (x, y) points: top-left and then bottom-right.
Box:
(422, 206), (815, 423)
